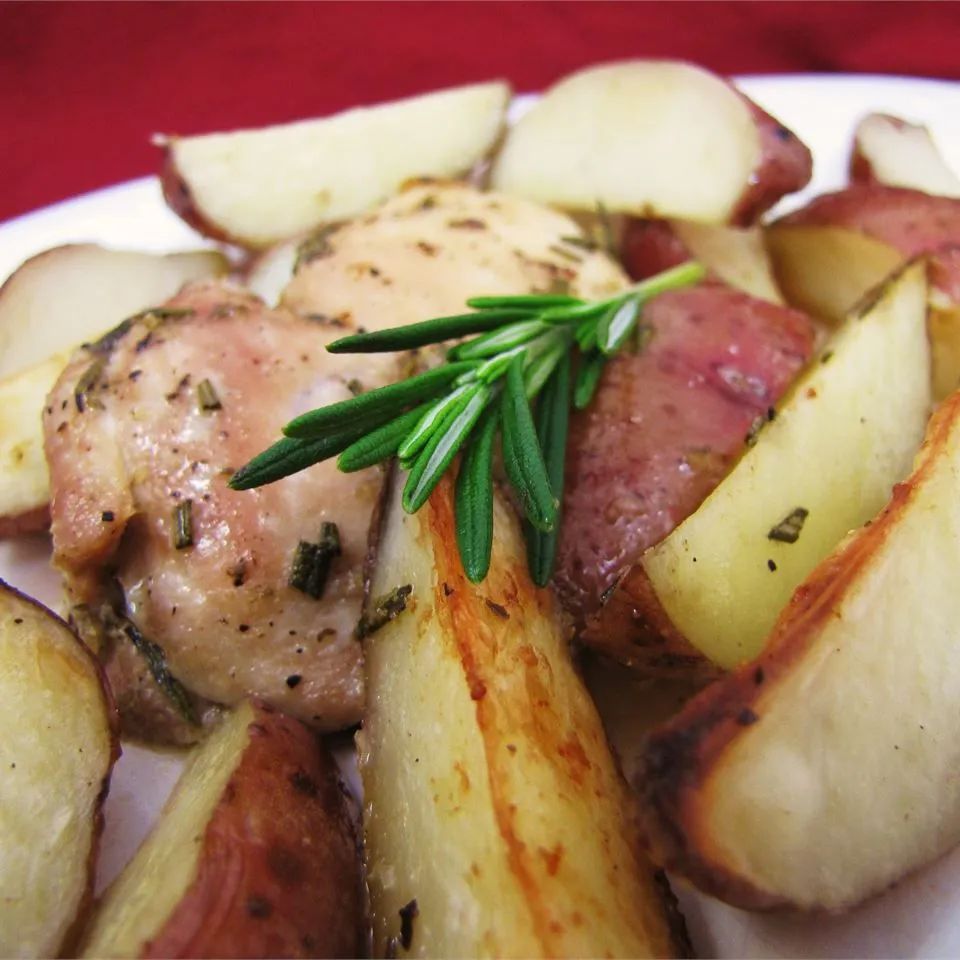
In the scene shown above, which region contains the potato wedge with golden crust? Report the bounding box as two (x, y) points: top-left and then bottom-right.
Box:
(160, 81), (511, 249)
(0, 581), (119, 958)
(637, 387), (960, 912)
(491, 60), (810, 225)
(80, 699), (364, 958)
(633, 261), (931, 671)
(358, 471), (687, 958)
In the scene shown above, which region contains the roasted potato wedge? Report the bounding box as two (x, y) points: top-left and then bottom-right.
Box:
(638, 386), (960, 912)
(929, 250), (960, 399)
(559, 284), (815, 659)
(0, 244), (228, 378)
(765, 223), (902, 324)
(161, 81), (511, 248)
(80, 699), (364, 958)
(633, 261), (931, 669)
(0, 581), (118, 958)
(621, 218), (784, 302)
(491, 60), (811, 225)
(768, 190), (960, 398)
(0, 353), (69, 535)
(850, 112), (960, 197)
(358, 472), (686, 958)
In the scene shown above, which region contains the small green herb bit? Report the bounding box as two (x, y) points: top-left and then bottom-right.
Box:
(197, 378), (222, 411)
(172, 500), (194, 550)
(74, 357), (106, 412)
(357, 584), (413, 638)
(768, 507), (809, 544)
(289, 522), (342, 598)
(231, 261), (705, 583)
(122, 619), (198, 725)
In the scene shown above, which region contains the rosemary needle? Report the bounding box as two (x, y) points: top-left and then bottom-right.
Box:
(327, 308), (534, 353)
(526, 349), (572, 587)
(402, 385), (492, 513)
(337, 402), (433, 472)
(284, 362), (476, 438)
(500, 354), (557, 533)
(573, 352), (606, 410)
(455, 405), (499, 583)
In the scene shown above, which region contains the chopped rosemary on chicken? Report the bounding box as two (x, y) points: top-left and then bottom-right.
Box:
(231, 261), (705, 584)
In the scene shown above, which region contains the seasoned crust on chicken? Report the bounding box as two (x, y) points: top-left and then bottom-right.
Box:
(45, 282), (372, 741)
(281, 180), (629, 326)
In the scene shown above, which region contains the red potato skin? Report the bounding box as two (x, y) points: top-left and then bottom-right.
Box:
(730, 94), (813, 226)
(554, 285), (815, 666)
(929, 246), (960, 302)
(142, 702), (365, 959)
(633, 394), (960, 908)
(619, 219), (691, 282)
(780, 184), (960, 258)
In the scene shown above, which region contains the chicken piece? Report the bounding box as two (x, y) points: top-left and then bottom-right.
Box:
(554, 284), (815, 628)
(46, 184), (629, 745)
(45, 282), (374, 742)
(281, 180), (629, 326)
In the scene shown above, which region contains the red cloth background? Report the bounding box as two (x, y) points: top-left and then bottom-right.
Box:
(3, 0), (960, 224)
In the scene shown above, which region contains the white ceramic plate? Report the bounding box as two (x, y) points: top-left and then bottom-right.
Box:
(3, 74), (960, 957)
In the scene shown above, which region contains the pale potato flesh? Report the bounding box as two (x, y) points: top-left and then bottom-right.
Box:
(0, 354), (68, 533)
(640, 388), (960, 911)
(359, 473), (683, 958)
(163, 82), (511, 248)
(765, 223), (903, 324)
(671, 221), (783, 303)
(491, 61), (760, 223)
(640, 261), (931, 668)
(0, 244), (227, 378)
(851, 112), (960, 197)
(0, 584), (117, 958)
(620, 218), (784, 303)
(243, 236), (300, 306)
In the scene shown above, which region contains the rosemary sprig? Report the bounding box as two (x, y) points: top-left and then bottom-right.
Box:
(230, 261), (705, 584)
